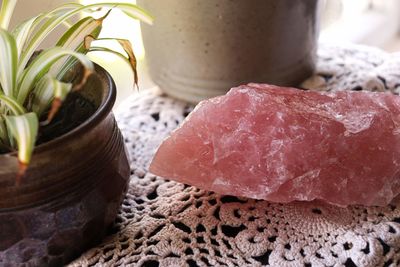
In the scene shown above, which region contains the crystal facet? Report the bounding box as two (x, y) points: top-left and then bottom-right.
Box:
(150, 84), (400, 206)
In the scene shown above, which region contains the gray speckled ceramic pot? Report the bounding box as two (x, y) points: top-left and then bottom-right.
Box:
(139, 0), (320, 103)
(0, 65), (130, 267)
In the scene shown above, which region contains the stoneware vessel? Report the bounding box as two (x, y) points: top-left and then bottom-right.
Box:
(0, 65), (130, 266)
(139, 0), (320, 103)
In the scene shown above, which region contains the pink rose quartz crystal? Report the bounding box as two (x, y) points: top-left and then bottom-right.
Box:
(150, 84), (400, 206)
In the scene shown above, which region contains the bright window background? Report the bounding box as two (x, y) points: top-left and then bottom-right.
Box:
(320, 0), (400, 50)
(80, 0), (154, 107)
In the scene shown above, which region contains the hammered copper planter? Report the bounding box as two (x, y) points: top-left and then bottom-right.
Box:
(0, 66), (130, 266)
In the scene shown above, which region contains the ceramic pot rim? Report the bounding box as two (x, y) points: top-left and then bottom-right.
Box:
(3, 63), (116, 157)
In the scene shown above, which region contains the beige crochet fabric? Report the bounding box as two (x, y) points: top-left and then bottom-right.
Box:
(69, 43), (400, 267)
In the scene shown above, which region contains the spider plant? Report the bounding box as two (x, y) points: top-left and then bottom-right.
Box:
(0, 0), (152, 180)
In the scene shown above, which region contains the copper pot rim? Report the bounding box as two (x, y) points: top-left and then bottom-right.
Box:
(1, 63), (116, 158)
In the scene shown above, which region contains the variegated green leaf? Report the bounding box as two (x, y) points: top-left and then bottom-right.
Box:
(46, 78), (72, 123)
(17, 47), (94, 104)
(0, 93), (25, 115)
(31, 74), (72, 117)
(0, 0), (17, 30)
(4, 112), (38, 168)
(56, 16), (104, 50)
(53, 78), (72, 101)
(12, 3), (81, 61)
(32, 74), (72, 122)
(51, 14), (105, 79)
(12, 16), (39, 57)
(30, 75), (53, 115)
(17, 2), (152, 80)
(0, 28), (18, 97)
(14, 4), (86, 78)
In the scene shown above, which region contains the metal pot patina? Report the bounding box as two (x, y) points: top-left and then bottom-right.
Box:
(139, 0), (320, 103)
(0, 65), (130, 266)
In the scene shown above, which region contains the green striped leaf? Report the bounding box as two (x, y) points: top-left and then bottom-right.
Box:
(12, 16), (39, 57)
(14, 4), (88, 78)
(0, 0), (17, 30)
(0, 28), (18, 97)
(53, 78), (72, 100)
(51, 15), (105, 79)
(45, 82), (72, 123)
(30, 75), (54, 116)
(4, 112), (38, 168)
(56, 16), (104, 50)
(0, 93), (25, 115)
(12, 3), (81, 61)
(34, 74), (72, 123)
(17, 47), (94, 104)
(17, 2), (153, 80)
(31, 74), (72, 117)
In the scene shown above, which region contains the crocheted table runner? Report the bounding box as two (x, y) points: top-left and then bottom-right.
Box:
(70, 43), (400, 267)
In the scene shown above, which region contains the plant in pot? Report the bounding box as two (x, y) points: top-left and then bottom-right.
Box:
(0, 0), (152, 266)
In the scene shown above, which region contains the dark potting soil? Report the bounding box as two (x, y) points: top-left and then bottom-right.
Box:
(36, 91), (97, 145)
(0, 91), (97, 155)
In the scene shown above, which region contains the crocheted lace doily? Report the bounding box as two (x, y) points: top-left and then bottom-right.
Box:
(70, 43), (400, 267)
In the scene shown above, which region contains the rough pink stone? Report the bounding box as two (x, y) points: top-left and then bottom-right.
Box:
(150, 84), (400, 206)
